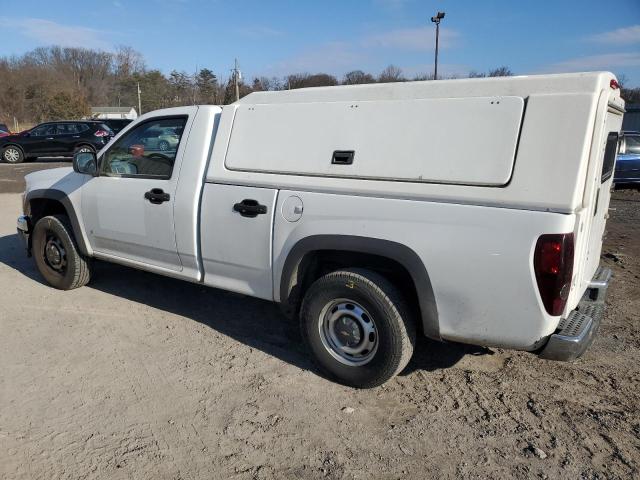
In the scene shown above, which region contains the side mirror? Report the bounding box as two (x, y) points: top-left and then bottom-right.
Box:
(73, 151), (97, 176)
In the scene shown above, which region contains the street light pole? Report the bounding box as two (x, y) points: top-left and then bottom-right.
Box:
(431, 11), (445, 80)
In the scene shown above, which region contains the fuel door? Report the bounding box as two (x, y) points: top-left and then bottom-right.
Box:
(281, 195), (303, 222)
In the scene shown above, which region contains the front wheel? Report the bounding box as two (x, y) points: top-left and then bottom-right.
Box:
(300, 268), (416, 388)
(2, 146), (24, 163)
(32, 215), (92, 290)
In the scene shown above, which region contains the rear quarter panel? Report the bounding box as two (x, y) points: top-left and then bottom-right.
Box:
(273, 191), (576, 350)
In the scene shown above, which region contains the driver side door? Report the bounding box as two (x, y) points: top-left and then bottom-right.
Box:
(81, 113), (193, 271)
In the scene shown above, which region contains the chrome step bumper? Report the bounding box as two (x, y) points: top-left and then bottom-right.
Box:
(539, 267), (610, 361)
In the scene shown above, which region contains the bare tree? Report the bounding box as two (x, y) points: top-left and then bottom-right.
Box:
(114, 46), (145, 77)
(469, 66), (513, 78)
(257, 76), (284, 91)
(378, 65), (405, 83)
(487, 66), (513, 77)
(343, 70), (376, 85)
(286, 73), (338, 89)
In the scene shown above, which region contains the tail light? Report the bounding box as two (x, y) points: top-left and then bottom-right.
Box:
(534, 233), (574, 316)
(94, 129), (110, 137)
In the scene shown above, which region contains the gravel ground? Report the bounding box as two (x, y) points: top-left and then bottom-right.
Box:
(0, 164), (638, 479)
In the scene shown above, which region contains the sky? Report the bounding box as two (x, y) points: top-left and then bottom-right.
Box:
(0, 0), (639, 86)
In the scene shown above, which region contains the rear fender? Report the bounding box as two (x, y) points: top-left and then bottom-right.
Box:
(278, 235), (440, 339)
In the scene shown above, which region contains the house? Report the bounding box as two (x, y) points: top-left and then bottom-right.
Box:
(90, 107), (138, 120)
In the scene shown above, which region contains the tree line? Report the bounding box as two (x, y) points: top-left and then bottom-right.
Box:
(0, 45), (637, 129)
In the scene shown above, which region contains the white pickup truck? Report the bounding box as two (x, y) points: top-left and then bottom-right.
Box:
(17, 72), (623, 387)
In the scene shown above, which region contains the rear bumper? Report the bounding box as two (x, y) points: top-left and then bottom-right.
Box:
(539, 267), (611, 361)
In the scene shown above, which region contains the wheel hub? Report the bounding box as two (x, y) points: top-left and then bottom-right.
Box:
(319, 300), (378, 366)
(4, 148), (19, 162)
(335, 316), (362, 347)
(44, 236), (66, 272)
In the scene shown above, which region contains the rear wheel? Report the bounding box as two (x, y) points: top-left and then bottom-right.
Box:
(2, 146), (24, 163)
(32, 215), (92, 290)
(300, 268), (416, 388)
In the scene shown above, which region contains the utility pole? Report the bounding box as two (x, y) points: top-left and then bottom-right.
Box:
(193, 64), (198, 105)
(137, 82), (142, 115)
(232, 58), (241, 102)
(431, 11), (445, 80)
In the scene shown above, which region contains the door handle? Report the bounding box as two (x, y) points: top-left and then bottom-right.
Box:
(46, 137), (54, 140)
(144, 188), (170, 204)
(233, 199), (267, 218)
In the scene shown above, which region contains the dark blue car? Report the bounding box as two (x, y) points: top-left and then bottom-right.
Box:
(615, 131), (640, 187)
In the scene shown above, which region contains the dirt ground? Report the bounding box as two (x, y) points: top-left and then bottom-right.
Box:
(0, 162), (639, 479)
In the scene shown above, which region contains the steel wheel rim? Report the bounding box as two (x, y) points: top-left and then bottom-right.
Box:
(43, 234), (67, 273)
(4, 148), (19, 162)
(318, 299), (378, 366)
(159, 141), (168, 151)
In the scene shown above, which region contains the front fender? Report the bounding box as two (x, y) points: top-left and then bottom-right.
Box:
(25, 179), (92, 257)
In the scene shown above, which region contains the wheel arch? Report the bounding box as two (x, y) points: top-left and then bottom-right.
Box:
(26, 189), (90, 256)
(278, 235), (440, 339)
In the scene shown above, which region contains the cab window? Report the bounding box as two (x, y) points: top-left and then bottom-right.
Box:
(100, 117), (187, 179)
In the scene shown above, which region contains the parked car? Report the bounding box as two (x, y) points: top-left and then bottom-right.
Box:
(17, 72), (622, 388)
(0, 122), (10, 134)
(100, 118), (133, 135)
(0, 121), (113, 163)
(614, 131), (640, 187)
(138, 126), (181, 151)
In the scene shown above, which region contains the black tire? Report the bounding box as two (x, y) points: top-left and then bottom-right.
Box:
(300, 268), (416, 388)
(2, 145), (24, 163)
(32, 215), (91, 290)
